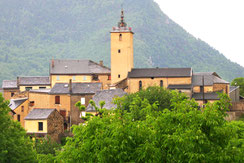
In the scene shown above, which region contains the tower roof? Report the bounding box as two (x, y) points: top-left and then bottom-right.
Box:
(111, 8), (133, 33)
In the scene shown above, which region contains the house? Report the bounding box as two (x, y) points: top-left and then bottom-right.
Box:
(229, 86), (240, 102)
(24, 109), (64, 142)
(17, 76), (51, 92)
(49, 59), (111, 89)
(28, 81), (102, 129)
(8, 98), (29, 127)
(2, 80), (19, 100)
(86, 88), (127, 114)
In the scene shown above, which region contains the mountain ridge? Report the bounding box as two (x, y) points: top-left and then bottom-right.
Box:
(0, 0), (243, 87)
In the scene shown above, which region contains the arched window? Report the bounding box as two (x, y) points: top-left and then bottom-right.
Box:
(139, 81), (142, 90)
(119, 34), (122, 41)
(160, 80), (163, 87)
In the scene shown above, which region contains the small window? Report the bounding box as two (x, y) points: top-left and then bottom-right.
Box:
(25, 87), (32, 91)
(119, 34), (122, 41)
(92, 75), (98, 81)
(151, 77), (154, 80)
(17, 115), (20, 121)
(21, 106), (24, 112)
(81, 97), (85, 105)
(160, 80), (163, 87)
(118, 74), (120, 78)
(108, 75), (111, 80)
(73, 76), (76, 81)
(118, 49), (121, 53)
(30, 101), (35, 107)
(11, 92), (14, 97)
(55, 96), (60, 104)
(39, 87), (46, 89)
(139, 81), (142, 90)
(83, 76), (87, 81)
(56, 76), (60, 81)
(38, 122), (43, 131)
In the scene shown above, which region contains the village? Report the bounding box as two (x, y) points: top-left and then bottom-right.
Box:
(1, 9), (243, 142)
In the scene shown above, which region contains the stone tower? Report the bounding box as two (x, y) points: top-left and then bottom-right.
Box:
(111, 9), (134, 85)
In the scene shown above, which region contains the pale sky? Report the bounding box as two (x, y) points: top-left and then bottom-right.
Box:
(154, 0), (244, 68)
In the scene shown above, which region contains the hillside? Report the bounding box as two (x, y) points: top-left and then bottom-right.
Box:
(0, 0), (243, 86)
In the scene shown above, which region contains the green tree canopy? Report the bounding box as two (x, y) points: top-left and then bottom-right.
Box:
(0, 94), (37, 162)
(231, 77), (244, 96)
(57, 89), (244, 162)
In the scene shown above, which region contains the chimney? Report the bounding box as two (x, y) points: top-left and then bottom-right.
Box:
(99, 60), (103, 66)
(17, 77), (20, 88)
(69, 79), (72, 93)
(52, 59), (54, 68)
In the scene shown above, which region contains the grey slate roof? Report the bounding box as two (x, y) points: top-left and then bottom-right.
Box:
(192, 92), (221, 100)
(168, 84), (192, 90)
(49, 83), (102, 95)
(86, 89), (127, 112)
(229, 86), (239, 93)
(25, 109), (56, 120)
(18, 76), (50, 86)
(128, 68), (192, 78)
(192, 72), (229, 86)
(9, 98), (28, 111)
(2, 80), (18, 89)
(50, 60), (111, 75)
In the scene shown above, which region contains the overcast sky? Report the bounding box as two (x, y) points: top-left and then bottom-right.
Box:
(154, 0), (244, 68)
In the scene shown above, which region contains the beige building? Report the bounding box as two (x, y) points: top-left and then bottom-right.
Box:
(8, 98), (30, 128)
(2, 80), (19, 100)
(49, 59), (111, 89)
(24, 109), (64, 142)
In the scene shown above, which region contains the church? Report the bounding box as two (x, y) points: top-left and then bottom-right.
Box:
(2, 9), (230, 140)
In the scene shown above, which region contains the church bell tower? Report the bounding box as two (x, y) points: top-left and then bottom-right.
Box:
(111, 8), (134, 85)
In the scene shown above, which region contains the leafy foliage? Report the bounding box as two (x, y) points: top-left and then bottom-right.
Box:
(57, 89), (244, 162)
(231, 77), (244, 96)
(0, 0), (243, 86)
(0, 94), (37, 162)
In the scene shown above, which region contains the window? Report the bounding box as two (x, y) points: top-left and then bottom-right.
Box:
(108, 75), (111, 80)
(151, 77), (154, 79)
(73, 76), (76, 81)
(29, 101), (35, 107)
(39, 87), (46, 89)
(92, 75), (98, 81)
(119, 34), (122, 41)
(118, 49), (121, 53)
(21, 106), (24, 112)
(83, 76), (87, 81)
(11, 92), (14, 97)
(200, 86), (204, 92)
(81, 97), (85, 105)
(118, 74), (120, 78)
(25, 87), (32, 91)
(38, 122), (43, 131)
(160, 80), (163, 87)
(139, 81), (142, 90)
(56, 76), (60, 81)
(55, 96), (60, 104)
(17, 115), (20, 121)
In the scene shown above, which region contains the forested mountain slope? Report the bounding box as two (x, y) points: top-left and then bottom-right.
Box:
(0, 0), (243, 86)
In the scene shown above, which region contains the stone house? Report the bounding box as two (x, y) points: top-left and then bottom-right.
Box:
(17, 76), (51, 92)
(24, 109), (64, 142)
(28, 81), (102, 129)
(2, 80), (19, 100)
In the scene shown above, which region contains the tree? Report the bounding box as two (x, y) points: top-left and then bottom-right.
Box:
(231, 77), (244, 97)
(0, 94), (37, 162)
(57, 89), (244, 162)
